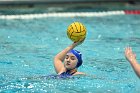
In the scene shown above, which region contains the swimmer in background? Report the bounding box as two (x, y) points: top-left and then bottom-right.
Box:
(125, 47), (140, 78)
(54, 39), (86, 77)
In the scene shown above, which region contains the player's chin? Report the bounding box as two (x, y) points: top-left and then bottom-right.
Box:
(65, 65), (72, 70)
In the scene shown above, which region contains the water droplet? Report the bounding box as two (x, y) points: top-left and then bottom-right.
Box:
(98, 35), (101, 39)
(7, 36), (10, 38)
(55, 37), (59, 40)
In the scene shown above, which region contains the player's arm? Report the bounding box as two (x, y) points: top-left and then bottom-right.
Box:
(125, 47), (140, 78)
(54, 42), (80, 74)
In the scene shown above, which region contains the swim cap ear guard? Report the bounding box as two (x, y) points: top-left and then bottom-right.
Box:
(68, 49), (83, 68)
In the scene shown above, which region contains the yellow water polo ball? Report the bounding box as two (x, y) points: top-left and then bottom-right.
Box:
(67, 22), (86, 42)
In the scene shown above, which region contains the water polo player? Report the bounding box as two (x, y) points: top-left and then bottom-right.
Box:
(54, 40), (85, 77)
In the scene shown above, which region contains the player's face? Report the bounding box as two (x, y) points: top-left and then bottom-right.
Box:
(64, 53), (78, 70)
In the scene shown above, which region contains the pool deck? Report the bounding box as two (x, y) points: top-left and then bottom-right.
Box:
(0, 0), (139, 5)
(0, 0), (139, 10)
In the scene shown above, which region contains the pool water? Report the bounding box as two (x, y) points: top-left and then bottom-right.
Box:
(0, 14), (140, 93)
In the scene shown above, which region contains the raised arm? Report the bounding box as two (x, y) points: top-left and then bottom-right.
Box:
(54, 41), (82, 74)
(125, 47), (140, 78)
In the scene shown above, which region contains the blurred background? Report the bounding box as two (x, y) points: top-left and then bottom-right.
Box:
(0, 0), (140, 15)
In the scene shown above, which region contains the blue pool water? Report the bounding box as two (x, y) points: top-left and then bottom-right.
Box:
(0, 14), (140, 93)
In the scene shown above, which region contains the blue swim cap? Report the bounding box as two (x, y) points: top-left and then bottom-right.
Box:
(68, 49), (83, 68)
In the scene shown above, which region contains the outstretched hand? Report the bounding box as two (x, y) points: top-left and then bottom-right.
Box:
(125, 47), (136, 63)
(73, 38), (85, 47)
